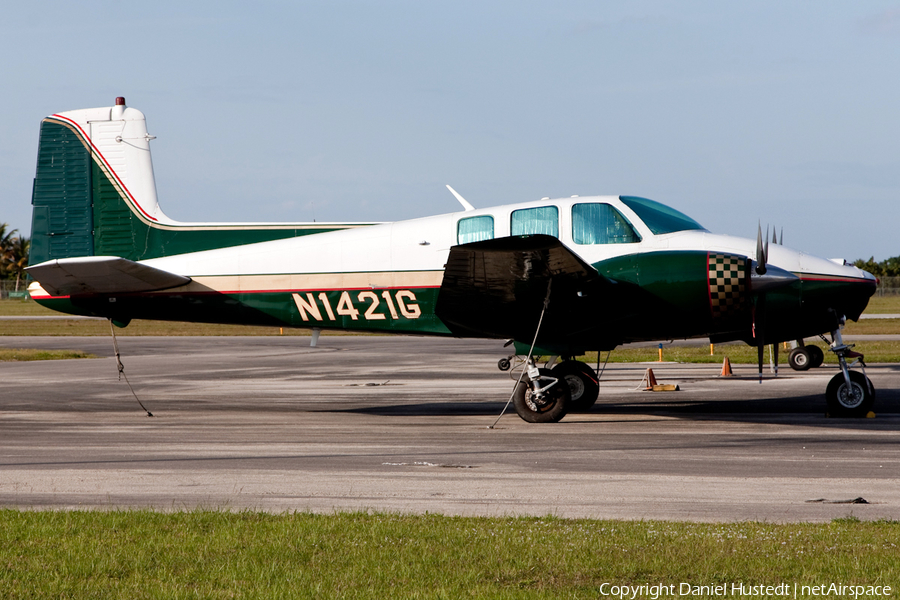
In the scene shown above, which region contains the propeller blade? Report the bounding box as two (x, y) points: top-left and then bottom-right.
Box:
(772, 228), (778, 245)
(755, 224), (767, 275)
(779, 227), (783, 245)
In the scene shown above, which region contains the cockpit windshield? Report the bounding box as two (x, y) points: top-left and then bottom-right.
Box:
(619, 196), (705, 235)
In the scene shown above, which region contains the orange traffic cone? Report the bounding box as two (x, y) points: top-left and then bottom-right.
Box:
(642, 368), (659, 390)
(720, 357), (734, 377)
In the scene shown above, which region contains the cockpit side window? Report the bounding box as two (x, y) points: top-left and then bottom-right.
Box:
(572, 203), (641, 245)
(510, 206), (559, 238)
(457, 215), (494, 244)
(619, 196), (705, 235)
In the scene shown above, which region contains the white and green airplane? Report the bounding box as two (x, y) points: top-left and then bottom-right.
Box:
(26, 98), (878, 422)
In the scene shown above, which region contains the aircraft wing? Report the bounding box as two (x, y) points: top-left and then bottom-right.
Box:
(436, 235), (615, 342)
(26, 256), (191, 297)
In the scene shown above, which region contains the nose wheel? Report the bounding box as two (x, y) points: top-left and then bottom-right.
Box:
(825, 319), (875, 417)
(826, 370), (874, 417)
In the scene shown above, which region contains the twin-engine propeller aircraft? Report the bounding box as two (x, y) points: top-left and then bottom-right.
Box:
(27, 98), (878, 422)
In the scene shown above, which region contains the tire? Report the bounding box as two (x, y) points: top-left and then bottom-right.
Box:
(788, 347), (811, 371)
(807, 345), (825, 368)
(552, 361), (600, 412)
(513, 368), (570, 423)
(826, 370), (875, 417)
(498, 357), (511, 371)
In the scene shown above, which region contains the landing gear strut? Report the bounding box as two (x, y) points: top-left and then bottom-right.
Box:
(825, 318), (875, 417)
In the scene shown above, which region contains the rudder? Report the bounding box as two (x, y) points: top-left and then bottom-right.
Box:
(30, 116), (96, 264)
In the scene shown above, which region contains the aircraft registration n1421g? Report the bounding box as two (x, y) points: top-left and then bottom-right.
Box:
(26, 98), (878, 423)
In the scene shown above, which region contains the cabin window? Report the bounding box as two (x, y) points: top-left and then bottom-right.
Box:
(510, 206), (559, 238)
(457, 215), (495, 244)
(571, 203), (641, 245)
(619, 196), (705, 235)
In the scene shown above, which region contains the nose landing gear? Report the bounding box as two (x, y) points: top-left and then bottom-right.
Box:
(825, 318), (875, 417)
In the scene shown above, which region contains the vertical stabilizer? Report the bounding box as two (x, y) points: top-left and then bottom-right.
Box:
(30, 97), (169, 265)
(29, 98), (377, 271)
(88, 97), (167, 224)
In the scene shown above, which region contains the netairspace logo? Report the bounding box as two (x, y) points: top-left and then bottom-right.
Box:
(597, 582), (893, 599)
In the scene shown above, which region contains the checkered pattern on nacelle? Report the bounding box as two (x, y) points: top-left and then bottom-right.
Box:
(708, 253), (747, 318)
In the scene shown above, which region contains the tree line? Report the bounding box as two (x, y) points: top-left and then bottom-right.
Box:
(853, 256), (900, 278)
(1, 223), (30, 292)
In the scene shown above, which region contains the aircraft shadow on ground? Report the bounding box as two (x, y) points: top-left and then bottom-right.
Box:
(338, 389), (900, 431)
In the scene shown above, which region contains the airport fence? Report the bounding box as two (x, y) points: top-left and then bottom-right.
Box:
(0, 280), (29, 300)
(874, 276), (900, 296)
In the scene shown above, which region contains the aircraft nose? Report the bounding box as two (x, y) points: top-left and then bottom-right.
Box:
(803, 269), (877, 322)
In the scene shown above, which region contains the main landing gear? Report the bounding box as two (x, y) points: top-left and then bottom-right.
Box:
(551, 360), (600, 412)
(513, 363), (570, 423)
(788, 343), (824, 371)
(825, 320), (875, 417)
(500, 354), (601, 422)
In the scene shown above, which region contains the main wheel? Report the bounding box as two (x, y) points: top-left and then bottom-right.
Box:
(513, 368), (570, 423)
(788, 347), (811, 371)
(826, 370), (875, 417)
(807, 345), (825, 368)
(552, 360), (599, 412)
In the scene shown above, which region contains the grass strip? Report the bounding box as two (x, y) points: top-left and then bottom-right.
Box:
(842, 318), (900, 335)
(1, 317), (899, 337)
(0, 318), (316, 336)
(0, 348), (95, 361)
(2, 317), (897, 336)
(0, 510), (896, 599)
(863, 296), (900, 313)
(579, 340), (900, 364)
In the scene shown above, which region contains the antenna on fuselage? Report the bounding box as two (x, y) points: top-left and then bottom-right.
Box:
(446, 185), (475, 212)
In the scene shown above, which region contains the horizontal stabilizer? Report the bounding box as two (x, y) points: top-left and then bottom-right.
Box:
(436, 235), (614, 341)
(26, 256), (191, 297)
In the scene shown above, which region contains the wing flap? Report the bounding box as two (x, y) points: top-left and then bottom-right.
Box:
(26, 256), (191, 296)
(435, 235), (614, 342)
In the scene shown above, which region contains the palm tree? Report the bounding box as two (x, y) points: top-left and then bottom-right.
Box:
(0, 224), (17, 292)
(7, 236), (30, 291)
(0, 223), (16, 259)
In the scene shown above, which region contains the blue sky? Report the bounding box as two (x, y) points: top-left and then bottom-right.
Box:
(2, 1), (898, 260)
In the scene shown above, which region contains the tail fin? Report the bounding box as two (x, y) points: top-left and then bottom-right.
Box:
(29, 98), (373, 265)
(30, 97), (166, 264)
